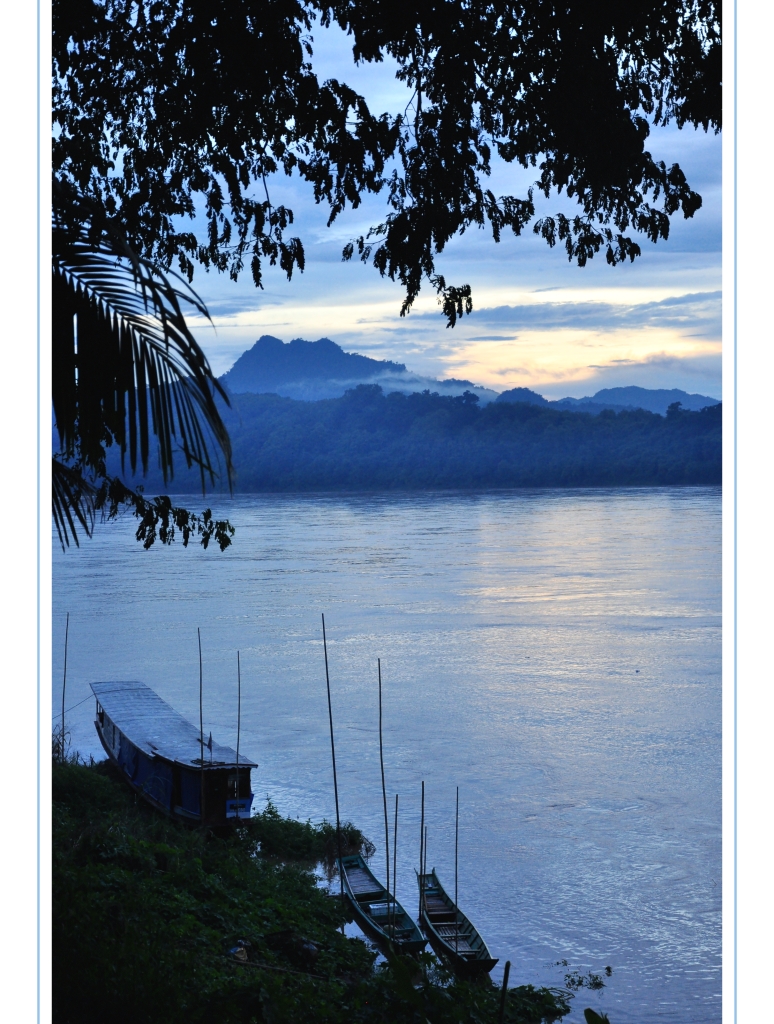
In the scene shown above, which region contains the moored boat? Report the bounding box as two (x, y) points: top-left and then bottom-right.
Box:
(417, 869), (498, 978)
(339, 853), (426, 954)
(90, 680), (256, 828)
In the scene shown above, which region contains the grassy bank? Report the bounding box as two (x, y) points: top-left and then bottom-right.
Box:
(53, 758), (572, 1024)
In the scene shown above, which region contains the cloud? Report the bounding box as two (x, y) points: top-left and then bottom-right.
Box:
(417, 291), (721, 339)
(537, 351), (722, 400)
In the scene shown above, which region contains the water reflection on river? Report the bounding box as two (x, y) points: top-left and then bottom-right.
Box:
(53, 488), (721, 1023)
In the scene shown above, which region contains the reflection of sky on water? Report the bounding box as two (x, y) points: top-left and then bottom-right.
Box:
(53, 488), (720, 1023)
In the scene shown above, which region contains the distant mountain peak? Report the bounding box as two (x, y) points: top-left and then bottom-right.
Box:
(218, 335), (501, 402)
(496, 383), (720, 416)
(566, 386), (720, 415)
(221, 335), (407, 393)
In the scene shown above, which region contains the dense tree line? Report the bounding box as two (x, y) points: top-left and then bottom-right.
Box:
(123, 386), (721, 493)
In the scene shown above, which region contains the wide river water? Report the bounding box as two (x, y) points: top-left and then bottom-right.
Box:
(52, 488), (721, 1023)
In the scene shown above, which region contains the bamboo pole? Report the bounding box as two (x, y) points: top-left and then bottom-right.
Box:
(378, 659), (390, 913)
(322, 614), (345, 910)
(455, 785), (459, 952)
(236, 651), (241, 821)
(418, 780), (425, 919)
(198, 628), (204, 825)
(498, 961), (512, 1023)
(60, 612), (69, 757)
(392, 793), (399, 936)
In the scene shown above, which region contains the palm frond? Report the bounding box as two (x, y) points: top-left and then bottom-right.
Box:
(51, 458), (98, 548)
(52, 226), (232, 490)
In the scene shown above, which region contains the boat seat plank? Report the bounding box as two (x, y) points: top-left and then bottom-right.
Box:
(438, 939), (475, 954)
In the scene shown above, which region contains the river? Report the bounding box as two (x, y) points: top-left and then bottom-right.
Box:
(52, 487), (721, 1023)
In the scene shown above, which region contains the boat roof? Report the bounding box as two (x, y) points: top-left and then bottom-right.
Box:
(90, 681), (257, 769)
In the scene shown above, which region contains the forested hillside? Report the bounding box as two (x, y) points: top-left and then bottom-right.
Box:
(124, 385), (721, 493)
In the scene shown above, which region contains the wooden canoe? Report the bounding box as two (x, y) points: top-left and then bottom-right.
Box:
(339, 853), (426, 955)
(417, 869), (498, 978)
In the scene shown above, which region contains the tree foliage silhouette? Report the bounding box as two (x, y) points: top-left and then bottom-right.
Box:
(52, 188), (235, 549)
(52, 0), (720, 543)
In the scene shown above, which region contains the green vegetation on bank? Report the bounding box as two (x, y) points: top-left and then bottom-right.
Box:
(54, 758), (572, 1024)
(121, 386), (721, 493)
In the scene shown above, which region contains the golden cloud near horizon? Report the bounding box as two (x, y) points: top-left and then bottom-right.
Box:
(188, 287), (721, 396)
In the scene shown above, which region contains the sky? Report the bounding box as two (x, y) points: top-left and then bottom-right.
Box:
(186, 21), (722, 400)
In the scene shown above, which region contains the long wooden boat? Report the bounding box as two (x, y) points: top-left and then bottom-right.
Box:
(90, 681), (256, 828)
(417, 869), (498, 978)
(339, 853), (427, 955)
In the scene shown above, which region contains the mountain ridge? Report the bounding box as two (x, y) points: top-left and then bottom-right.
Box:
(497, 384), (720, 416)
(221, 336), (720, 414)
(220, 336), (499, 402)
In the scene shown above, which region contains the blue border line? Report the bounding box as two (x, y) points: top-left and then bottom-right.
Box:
(37, 0), (41, 1018)
(733, 0), (738, 1021)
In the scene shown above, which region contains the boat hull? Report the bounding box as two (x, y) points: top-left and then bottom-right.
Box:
(339, 854), (426, 955)
(94, 715), (253, 828)
(417, 870), (498, 978)
(420, 910), (498, 978)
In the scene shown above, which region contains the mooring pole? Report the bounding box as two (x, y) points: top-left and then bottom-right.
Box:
(198, 628), (204, 825)
(392, 793), (399, 935)
(378, 659), (390, 912)
(236, 651), (241, 821)
(60, 612), (69, 756)
(322, 614), (345, 912)
(455, 785), (459, 952)
(498, 961), (511, 1023)
(419, 779), (425, 918)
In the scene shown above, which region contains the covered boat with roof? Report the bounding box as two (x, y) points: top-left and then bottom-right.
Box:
(90, 680), (255, 827)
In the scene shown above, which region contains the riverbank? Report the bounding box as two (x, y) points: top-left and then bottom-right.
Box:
(53, 757), (571, 1024)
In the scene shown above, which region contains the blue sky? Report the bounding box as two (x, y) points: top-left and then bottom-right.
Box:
(186, 21), (722, 400)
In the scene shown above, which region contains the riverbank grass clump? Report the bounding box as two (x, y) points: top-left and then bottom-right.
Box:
(54, 757), (571, 1024)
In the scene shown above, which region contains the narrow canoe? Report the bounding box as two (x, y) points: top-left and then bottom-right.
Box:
(339, 853), (427, 955)
(417, 869), (498, 978)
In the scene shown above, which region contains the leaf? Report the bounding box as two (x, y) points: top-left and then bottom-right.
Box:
(52, 219), (232, 491)
(584, 1009), (611, 1023)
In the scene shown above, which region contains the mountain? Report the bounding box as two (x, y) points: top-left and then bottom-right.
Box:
(221, 337), (719, 414)
(221, 335), (498, 402)
(497, 384), (720, 416)
(221, 335), (406, 391)
(552, 386), (720, 415)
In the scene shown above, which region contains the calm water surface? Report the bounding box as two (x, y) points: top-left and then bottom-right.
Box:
(53, 488), (721, 1023)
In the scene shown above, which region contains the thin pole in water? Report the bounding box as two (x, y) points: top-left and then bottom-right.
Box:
(60, 612), (69, 755)
(418, 780), (425, 918)
(322, 614), (345, 911)
(236, 651), (241, 821)
(198, 628), (204, 825)
(498, 961), (512, 1024)
(424, 825), (428, 877)
(392, 793), (399, 936)
(455, 786), (459, 953)
(378, 659), (390, 912)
